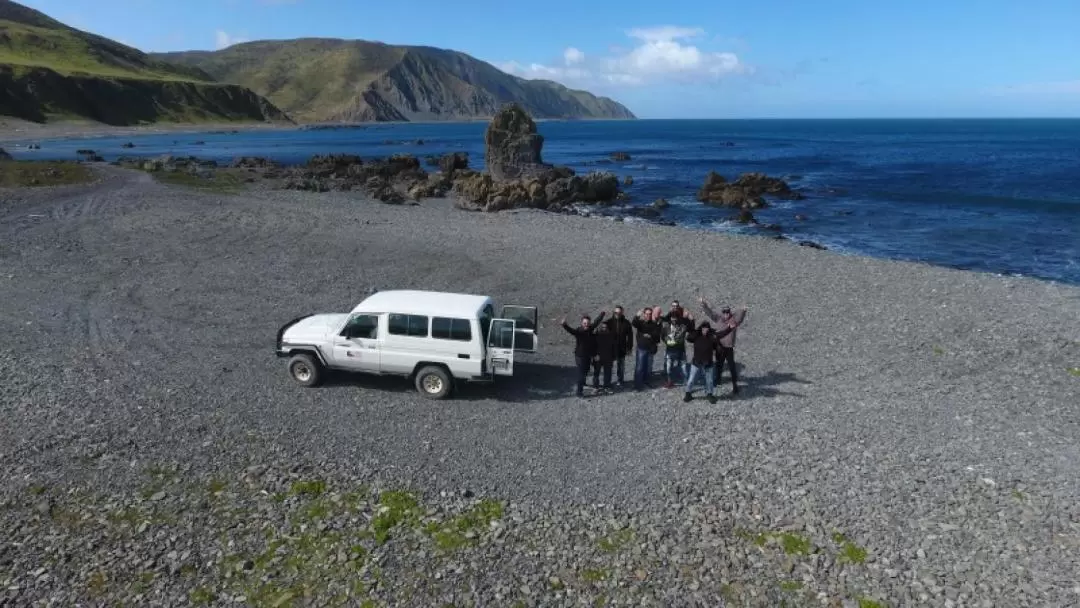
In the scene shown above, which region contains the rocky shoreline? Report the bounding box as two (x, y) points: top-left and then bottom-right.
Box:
(75, 103), (820, 247)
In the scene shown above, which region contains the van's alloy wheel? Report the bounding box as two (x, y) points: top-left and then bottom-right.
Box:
(415, 365), (451, 399)
(288, 353), (322, 387)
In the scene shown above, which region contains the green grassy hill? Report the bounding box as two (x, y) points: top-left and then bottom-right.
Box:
(0, 0), (289, 125)
(154, 39), (636, 123)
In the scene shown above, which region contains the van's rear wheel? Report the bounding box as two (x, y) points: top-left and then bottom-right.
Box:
(288, 354), (322, 387)
(415, 365), (452, 399)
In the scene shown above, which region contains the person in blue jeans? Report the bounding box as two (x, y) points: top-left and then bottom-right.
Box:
(631, 307), (662, 390)
(660, 300), (694, 389)
(683, 321), (734, 403)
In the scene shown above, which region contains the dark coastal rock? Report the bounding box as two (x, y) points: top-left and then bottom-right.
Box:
(653, 198), (669, 209)
(795, 214), (808, 221)
(231, 156), (279, 169)
(77, 150), (105, 162)
(734, 209), (756, 224)
(0, 147), (11, 161)
(611, 151), (631, 161)
(623, 175), (634, 186)
(798, 240), (828, 250)
(452, 106), (621, 211)
(484, 103), (545, 180)
(697, 170), (804, 209)
(732, 172), (804, 200)
(438, 152), (469, 175)
(121, 142), (135, 148)
(283, 176), (331, 192)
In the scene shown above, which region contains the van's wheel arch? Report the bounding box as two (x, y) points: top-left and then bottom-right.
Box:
(288, 353), (322, 387)
(414, 364), (452, 399)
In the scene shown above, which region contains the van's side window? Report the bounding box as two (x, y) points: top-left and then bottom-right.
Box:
(388, 313), (429, 337)
(432, 317), (472, 341)
(342, 314), (378, 339)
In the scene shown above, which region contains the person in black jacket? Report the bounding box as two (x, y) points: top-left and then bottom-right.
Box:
(683, 321), (734, 404)
(631, 307), (662, 391)
(561, 311), (605, 397)
(591, 321), (618, 393)
(604, 305), (635, 387)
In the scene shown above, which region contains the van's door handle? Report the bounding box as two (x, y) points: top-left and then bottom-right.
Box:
(457, 354), (470, 359)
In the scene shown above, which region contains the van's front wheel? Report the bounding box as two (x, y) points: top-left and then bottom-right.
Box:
(288, 353), (322, 387)
(415, 365), (452, 399)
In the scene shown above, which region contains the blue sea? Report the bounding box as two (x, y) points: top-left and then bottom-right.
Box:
(11, 118), (1080, 284)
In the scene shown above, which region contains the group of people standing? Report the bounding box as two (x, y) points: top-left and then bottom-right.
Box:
(560, 298), (747, 403)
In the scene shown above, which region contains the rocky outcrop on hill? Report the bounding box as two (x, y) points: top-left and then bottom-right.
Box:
(0, 147), (11, 161)
(453, 104), (622, 212)
(697, 171), (804, 209)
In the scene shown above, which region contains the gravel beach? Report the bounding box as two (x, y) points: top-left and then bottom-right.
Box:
(1, 166), (1078, 606)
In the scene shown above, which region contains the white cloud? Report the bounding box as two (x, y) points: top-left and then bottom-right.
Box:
(498, 26), (749, 87)
(214, 30), (248, 50)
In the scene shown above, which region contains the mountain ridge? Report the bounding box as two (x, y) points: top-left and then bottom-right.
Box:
(0, 0), (289, 125)
(152, 39), (636, 123)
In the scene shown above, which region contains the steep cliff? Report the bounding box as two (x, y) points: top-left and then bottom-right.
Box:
(0, 0), (289, 125)
(153, 40), (636, 123)
(0, 65), (290, 125)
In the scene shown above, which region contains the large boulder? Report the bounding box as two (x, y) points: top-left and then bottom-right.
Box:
(732, 172), (804, 200)
(697, 170), (803, 208)
(578, 171), (619, 203)
(0, 147), (13, 161)
(484, 103), (545, 180)
(438, 152), (469, 175)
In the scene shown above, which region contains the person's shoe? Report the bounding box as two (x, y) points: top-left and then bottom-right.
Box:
(707, 395), (717, 405)
(731, 385), (740, 396)
(682, 392), (692, 403)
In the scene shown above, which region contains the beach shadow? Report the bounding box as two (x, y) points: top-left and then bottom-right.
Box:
(318, 360), (579, 403)
(735, 369), (812, 399)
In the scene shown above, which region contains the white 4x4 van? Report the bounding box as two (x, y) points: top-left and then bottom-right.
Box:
(275, 290), (538, 399)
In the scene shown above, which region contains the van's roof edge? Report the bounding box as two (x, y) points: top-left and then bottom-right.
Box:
(351, 290), (494, 318)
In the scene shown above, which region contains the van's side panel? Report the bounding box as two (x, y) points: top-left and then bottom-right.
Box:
(377, 310), (485, 379)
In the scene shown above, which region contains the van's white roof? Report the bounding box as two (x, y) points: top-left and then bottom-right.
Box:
(351, 290), (493, 318)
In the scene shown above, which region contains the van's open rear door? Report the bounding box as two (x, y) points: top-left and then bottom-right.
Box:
(486, 318), (516, 376)
(500, 305), (538, 353)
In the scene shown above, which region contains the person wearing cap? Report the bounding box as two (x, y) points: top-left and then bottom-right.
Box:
(561, 311), (606, 398)
(683, 320), (734, 403)
(699, 297), (747, 395)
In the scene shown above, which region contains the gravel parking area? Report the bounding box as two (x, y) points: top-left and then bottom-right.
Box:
(1, 167), (1078, 606)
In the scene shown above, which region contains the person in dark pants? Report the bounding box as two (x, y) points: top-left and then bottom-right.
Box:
(660, 300), (694, 389)
(561, 311), (605, 398)
(604, 305), (635, 387)
(591, 321), (618, 393)
(699, 298), (747, 395)
(684, 321), (734, 404)
(631, 307), (662, 391)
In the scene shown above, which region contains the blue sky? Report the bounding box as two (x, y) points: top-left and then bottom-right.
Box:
(19, 0), (1080, 118)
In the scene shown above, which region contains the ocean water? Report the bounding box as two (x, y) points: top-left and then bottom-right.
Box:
(12, 118), (1080, 284)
